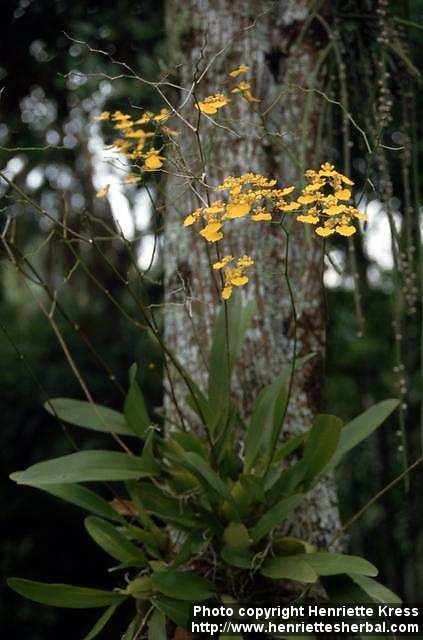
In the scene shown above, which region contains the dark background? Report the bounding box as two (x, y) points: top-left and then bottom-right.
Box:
(0, 0), (422, 637)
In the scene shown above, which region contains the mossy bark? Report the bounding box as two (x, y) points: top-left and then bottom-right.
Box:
(164, 0), (341, 549)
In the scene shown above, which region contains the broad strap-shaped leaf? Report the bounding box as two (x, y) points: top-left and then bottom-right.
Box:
(10, 450), (152, 485)
(208, 296), (255, 434)
(45, 398), (133, 435)
(148, 609), (167, 640)
(124, 364), (151, 439)
(293, 552), (378, 577)
(250, 494), (304, 542)
(244, 374), (288, 473)
(7, 578), (126, 608)
(151, 596), (190, 628)
(83, 604), (120, 640)
(85, 516), (146, 565)
(347, 574), (402, 603)
(209, 296), (255, 403)
(244, 355), (315, 473)
(261, 555), (318, 583)
(213, 404), (240, 465)
(301, 414), (342, 487)
(329, 399), (399, 469)
(151, 570), (214, 601)
(27, 483), (123, 523)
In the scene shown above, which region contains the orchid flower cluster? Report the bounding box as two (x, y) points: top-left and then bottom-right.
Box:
(195, 63), (260, 115)
(183, 165), (365, 299)
(296, 163), (367, 237)
(94, 107), (171, 195)
(94, 65), (259, 198)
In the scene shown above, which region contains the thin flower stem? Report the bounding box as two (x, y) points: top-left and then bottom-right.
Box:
(330, 455), (423, 547)
(192, 96), (232, 420)
(6, 239), (126, 396)
(0, 171), (89, 243)
(264, 220), (298, 474)
(0, 319), (80, 452)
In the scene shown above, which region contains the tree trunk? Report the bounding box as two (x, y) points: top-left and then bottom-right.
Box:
(164, 0), (341, 549)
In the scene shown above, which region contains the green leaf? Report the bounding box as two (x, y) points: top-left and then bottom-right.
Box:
(322, 575), (373, 604)
(45, 398), (132, 435)
(265, 437), (306, 492)
(170, 431), (207, 459)
(27, 483), (123, 523)
(294, 552), (378, 577)
(11, 450), (152, 485)
(250, 494), (304, 542)
(302, 414), (342, 486)
(180, 451), (236, 508)
(221, 546), (254, 569)
(208, 296), (255, 434)
(151, 570), (214, 601)
(126, 524), (162, 558)
(85, 516), (146, 564)
(273, 536), (314, 556)
(348, 574), (402, 604)
(148, 609), (167, 640)
(273, 434), (306, 463)
(124, 364), (151, 438)
(238, 475), (266, 503)
(151, 596), (190, 628)
(7, 578), (126, 608)
(139, 431), (161, 474)
(185, 376), (214, 427)
(83, 604), (120, 640)
(125, 481), (166, 540)
(164, 349), (214, 429)
(244, 375), (287, 473)
(132, 482), (207, 530)
(267, 416), (342, 499)
(261, 555), (318, 583)
(330, 400), (399, 469)
(244, 356), (315, 474)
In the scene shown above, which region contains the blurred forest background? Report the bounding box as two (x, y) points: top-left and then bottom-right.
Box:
(0, 0), (422, 638)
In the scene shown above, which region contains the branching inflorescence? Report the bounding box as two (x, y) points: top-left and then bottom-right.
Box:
(184, 165), (366, 299)
(95, 63), (366, 301)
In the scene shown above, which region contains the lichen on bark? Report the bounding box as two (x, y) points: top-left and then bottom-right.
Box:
(164, 0), (342, 549)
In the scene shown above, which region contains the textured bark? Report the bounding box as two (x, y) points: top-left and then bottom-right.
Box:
(164, 0), (341, 549)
